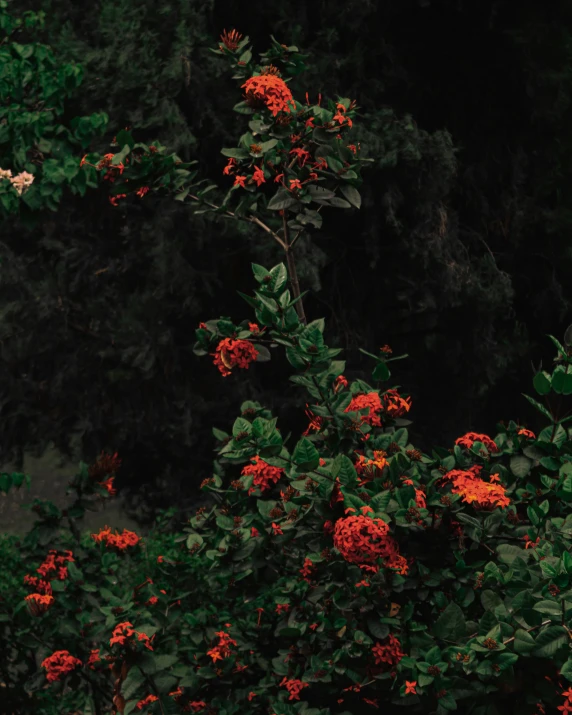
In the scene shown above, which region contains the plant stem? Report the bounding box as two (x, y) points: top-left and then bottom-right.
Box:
(283, 213), (307, 325)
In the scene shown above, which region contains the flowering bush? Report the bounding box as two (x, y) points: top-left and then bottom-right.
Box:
(4, 28), (572, 715)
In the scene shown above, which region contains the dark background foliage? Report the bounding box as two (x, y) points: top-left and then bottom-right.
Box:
(1, 0), (571, 520)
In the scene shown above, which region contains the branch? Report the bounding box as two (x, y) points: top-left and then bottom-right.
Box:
(189, 193), (286, 250)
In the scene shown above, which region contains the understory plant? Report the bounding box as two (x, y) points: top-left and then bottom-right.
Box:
(3, 28), (572, 715)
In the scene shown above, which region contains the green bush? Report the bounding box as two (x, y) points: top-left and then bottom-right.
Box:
(3, 29), (572, 715)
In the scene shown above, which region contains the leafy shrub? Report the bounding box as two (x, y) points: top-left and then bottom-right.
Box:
(3, 27), (572, 715)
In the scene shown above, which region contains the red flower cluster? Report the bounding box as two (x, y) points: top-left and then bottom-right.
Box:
(88, 450), (121, 481)
(299, 557), (316, 583)
(25, 593), (54, 616)
(558, 688), (572, 714)
(23, 574), (52, 596)
(345, 392), (383, 427)
(242, 74), (296, 116)
(355, 451), (388, 485)
(92, 526), (141, 550)
(303, 404), (324, 436)
(372, 634), (405, 667)
(241, 455), (284, 495)
(517, 427), (536, 440)
(280, 677), (309, 701)
(207, 629), (237, 662)
(136, 694), (158, 711)
(109, 621), (154, 651)
(333, 374), (349, 392)
(212, 338), (259, 377)
(41, 650), (82, 682)
(37, 549), (75, 581)
(441, 466), (509, 509)
(333, 514), (408, 574)
(455, 431), (499, 453)
(381, 389), (412, 418)
(219, 28), (243, 52)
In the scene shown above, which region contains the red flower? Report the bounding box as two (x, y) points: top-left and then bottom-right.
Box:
(334, 514), (408, 574)
(517, 427), (536, 440)
(98, 476), (116, 496)
(455, 431), (499, 453)
(25, 593), (54, 616)
(441, 466), (509, 510)
(242, 75), (296, 116)
(212, 338), (258, 377)
(372, 634), (405, 667)
(382, 389), (412, 418)
(280, 677), (309, 701)
(242, 455), (284, 495)
(233, 174), (247, 188)
(219, 29), (243, 52)
(92, 526), (141, 550)
(405, 681), (417, 695)
(272, 522), (283, 535)
(251, 526), (260, 538)
(136, 186), (150, 198)
(136, 695), (158, 710)
(345, 392), (383, 427)
(223, 158), (237, 175)
(252, 166), (266, 186)
(41, 650), (82, 682)
(89, 451), (121, 480)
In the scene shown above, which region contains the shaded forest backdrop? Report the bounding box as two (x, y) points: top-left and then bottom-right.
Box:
(1, 0), (571, 522)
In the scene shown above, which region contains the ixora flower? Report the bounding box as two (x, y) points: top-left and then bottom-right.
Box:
(88, 451), (121, 481)
(41, 650), (82, 682)
(241, 455), (284, 495)
(372, 633), (405, 667)
(441, 466), (509, 509)
(242, 74), (296, 116)
(381, 389), (412, 418)
(25, 593), (54, 616)
(92, 526), (141, 550)
(344, 392), (383, 427)
(333, 514), (408, 575)
(212, 337), (259, 377)
(455, 431), (499, 453)
(109, 621), (154, 651)
(219, 28), (243, 52)
(280, 677), (309, 701)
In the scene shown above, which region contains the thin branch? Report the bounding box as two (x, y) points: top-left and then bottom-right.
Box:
(189, 193), (286, 250)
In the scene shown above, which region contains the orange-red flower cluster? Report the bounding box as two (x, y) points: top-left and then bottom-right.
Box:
(136, 694), (159, 711)
(219, 29), (243, 52)
(41, 650), (82, 682)
(92, 526), (141, 550)
(36, 549), (75, 581)
(89, 450), (121, 481)
(355, 451), (388, 485)
(241, 455), (284, 495)
(441, 466), (509, 509)
(333, 514), (408, 574)
(455, 431), (499, 453)
(299, 557), (315, 583)
(242, 75), (296, 116)
(372, 634), (405, 667)
(382, 389), (412, 418)
(212, 338), (259, 377)
(25, 593), (54, 616)
(303, 404), (324, 436)
(280, 677), (310, 701)
(517, 427), (536, 440)
(333, 375), (349, 392)
(109, 621), (154, 651)
(23, 574), (52, 596)
(558, 688), (572, 715)
(207, 629), (237, 662)
(345, 392), (383, 427)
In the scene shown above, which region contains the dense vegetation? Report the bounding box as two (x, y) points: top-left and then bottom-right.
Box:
(2, 0), (572, 519)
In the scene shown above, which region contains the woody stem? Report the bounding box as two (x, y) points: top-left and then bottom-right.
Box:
(283, 213), (307, 326)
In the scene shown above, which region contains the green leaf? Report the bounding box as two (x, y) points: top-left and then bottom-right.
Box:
(533, 626), (568, 658)
(532, 600), (562, 617)
(497, 544), (528, 566)
(292, 438), (320, 470)
(510, 455), (532, 478)
(560, 658), (572, 682)
(522, 394), (553, 421)
(533, 371), (551, 395)
(186, 533), (204, 550)
(121, 666), (146, 700)
(328, 196), (352, 209)
(339, 184), (362, 209)
(513, 628), (536, 654)
(433, 602), (466, 642)
(267, 189), (299, 210)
